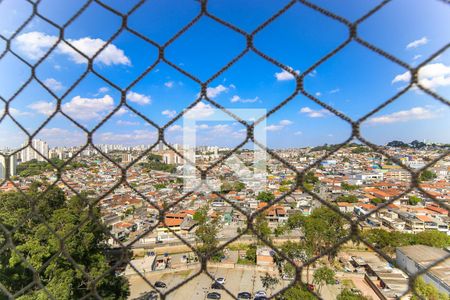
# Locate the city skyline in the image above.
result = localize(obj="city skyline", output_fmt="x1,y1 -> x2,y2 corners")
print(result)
0,0 -> 449,150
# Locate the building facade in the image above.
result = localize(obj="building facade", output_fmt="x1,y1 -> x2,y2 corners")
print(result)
20,139 -> 49,162
0,154 -> 17,179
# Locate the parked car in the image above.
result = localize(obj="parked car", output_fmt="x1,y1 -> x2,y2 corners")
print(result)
307,284 -> 315,292
254,290 -> 267,297
207,292 -> 221,299
215,277 -> 226,285
144,291 -> 158,300
154,281 -> 166,288
237,291 -> 251,299
211,282 -> 224,289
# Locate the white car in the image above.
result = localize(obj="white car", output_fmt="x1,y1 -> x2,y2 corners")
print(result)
254,290 -> 266,297
215,277 -> 226,285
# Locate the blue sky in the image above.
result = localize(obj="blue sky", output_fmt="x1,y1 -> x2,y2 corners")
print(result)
0,0 -> 449,150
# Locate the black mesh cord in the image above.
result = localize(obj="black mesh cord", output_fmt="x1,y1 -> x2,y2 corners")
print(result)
0,0 -> 449,299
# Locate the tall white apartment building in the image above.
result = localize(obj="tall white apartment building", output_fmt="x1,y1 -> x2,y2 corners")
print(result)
20,139 -> 49,162
0,154 -> 17,179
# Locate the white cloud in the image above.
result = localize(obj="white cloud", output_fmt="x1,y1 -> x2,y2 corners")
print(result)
315,92 -> 322,97
196,124 -> 209,129
59,37 -> 131,66
28,101 -> 55,116
15,31 -> 131,66
413,54 -> 422,61
266,124 -> 283,131
206,84 -> 229,98
98,130 -> 156,144
164,81 -> 174,88
115,107 -> 128,116
279,119 -> 293,126
294,131 -> 303,136
39,127 -> 70,136
266,119 -> 293,131
116,120 -> 140,126
329,88 -> 340,94
230,95 -> 259,103
9,108 -> 32,117
168,125 -> 183,132
15,31 -> 57,60
212,124 -> 230,132
44,78 -> 64,91
162,110 -> 176,118
392,72 -> 411,84
185,102 -> 215,119
126,91 -> 151,105
37,127 -> 85,147
274,67 -> 300,81
63,94 -> 115,120
392,63 -> 450,89
98,87 -> 109,94
299,107 -> 331,118
367,106 -> 440,124
406,37 -> 428,49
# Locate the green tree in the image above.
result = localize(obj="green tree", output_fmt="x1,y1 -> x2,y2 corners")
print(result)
341,183 -> 358,191
0,185 -> 129,299
370,197 -> 384,204
304,171 -> 319,185
260,273 -> 280,294
273,224 -> 287,237
256,191 -> 275,202
254,213 -> 271,243
286,211 -> 305,230
245,244 -> 257,263
313,266 -> 335,293
408,195 -> 422,205
412,277 -> 449,300
415,230 -> 450,248
420,170 -> 437,182
337,288 -> 369,300
303,207 -> 349,262
193,207 -> 222,261
193,206 -> 208,224
362,229 -> 450,253
336,195 -> 358,203
279,284 -> 315,300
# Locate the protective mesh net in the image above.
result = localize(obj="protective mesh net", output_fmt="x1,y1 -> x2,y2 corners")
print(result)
0,0 -> 449,299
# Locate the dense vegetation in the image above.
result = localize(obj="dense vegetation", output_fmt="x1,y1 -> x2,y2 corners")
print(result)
336,195 -> 359,203
362,228 -> 450,253
412,277 -> 450,300
220,181 -> 245,193
0,183 -> 129,299
140,153 -> 176,173
193,206 -> 223,262
420,169 -> 437,182
387,139 -> 449,149
16,158 -> 87,177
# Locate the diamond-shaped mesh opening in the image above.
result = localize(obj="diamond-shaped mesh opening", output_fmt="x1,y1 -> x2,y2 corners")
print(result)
1,0 -> 449,299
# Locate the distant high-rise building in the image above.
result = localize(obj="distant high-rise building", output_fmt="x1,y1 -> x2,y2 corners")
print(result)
0,154 -> 17,179
20,139 -> 49,163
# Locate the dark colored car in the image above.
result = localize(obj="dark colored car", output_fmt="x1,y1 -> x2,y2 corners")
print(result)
237,291 -> 251,299
307,284 -> 315,292
211,282 -> 224,289
207,292 -> 221,299
154,281 -> 166,288
144,291 -> 158,300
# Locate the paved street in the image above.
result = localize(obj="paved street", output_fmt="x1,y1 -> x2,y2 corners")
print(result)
129,267 -> 290,299
127,266 -> 359,300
